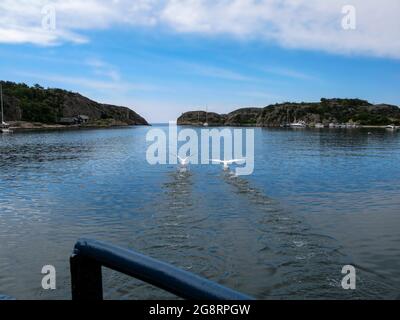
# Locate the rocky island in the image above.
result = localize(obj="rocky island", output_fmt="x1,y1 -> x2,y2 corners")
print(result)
1,81 -> 148,131
178,99 -> 400,127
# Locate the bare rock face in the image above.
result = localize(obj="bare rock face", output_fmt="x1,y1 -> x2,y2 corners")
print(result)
60,92 -> 148,125
99,104 -> 148,125
177,108 -> 261,126
1,81 -> 148,125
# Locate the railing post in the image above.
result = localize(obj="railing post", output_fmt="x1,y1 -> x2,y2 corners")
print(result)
70,239 -> 253,300
70,253 -> 103,300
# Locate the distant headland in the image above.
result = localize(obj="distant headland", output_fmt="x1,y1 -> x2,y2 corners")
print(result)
0,81 -> 149,131
178,99 -> 400,128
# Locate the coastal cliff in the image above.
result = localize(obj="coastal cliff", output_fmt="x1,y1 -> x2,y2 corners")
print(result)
1,81 -> 149,127
177,99 -> 400,127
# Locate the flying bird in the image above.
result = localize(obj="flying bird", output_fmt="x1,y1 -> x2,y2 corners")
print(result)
211,159 -> 245,170
177,155 -> 191,166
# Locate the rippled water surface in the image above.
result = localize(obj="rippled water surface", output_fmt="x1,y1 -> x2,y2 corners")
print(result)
0,126 -> 399,299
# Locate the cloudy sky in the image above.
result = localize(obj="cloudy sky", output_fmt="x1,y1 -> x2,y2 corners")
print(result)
0,0 -> 399,122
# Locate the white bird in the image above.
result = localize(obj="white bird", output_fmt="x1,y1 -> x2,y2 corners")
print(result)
177,155 -> 191,166
211,159 -> 245,170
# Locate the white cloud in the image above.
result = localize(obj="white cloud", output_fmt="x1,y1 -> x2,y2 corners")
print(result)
85,58 -> 121,81
263,67 -> 316,81
1,0 -> 399,58
16,71 -> 161,92
178,61 -> 255,81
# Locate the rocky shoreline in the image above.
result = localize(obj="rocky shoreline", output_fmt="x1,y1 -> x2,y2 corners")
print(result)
7,120 -> 147,132
1,81 -> 149,127
178,99 -> 400,127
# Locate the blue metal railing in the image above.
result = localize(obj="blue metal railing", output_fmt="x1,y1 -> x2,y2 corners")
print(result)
70,238 -> 253,300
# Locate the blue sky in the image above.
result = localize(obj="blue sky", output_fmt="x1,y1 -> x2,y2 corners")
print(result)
0,1 -> 399,122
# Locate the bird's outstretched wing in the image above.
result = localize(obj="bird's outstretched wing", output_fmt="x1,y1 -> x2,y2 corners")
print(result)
210,159 -> 224,163
178,154 -> 196,161
176,155 -> 189,162
227,159 -> 246,164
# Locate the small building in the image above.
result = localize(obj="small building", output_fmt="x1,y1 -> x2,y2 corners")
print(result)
59,115 -> 90,125
59,117 -> 77,125
77,115 -> 90,124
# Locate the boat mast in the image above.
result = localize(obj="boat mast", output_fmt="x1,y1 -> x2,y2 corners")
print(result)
287,108 -> 289,125
1,83 -> 3,124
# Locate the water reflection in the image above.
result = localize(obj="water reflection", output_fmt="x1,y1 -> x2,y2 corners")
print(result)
0,143 -> 91,168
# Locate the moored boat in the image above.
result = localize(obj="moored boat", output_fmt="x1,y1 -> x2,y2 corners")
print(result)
203,106 -> 209,127
0,84 -> 12,134
386,124 -> 397,130
290,120 -> 307,128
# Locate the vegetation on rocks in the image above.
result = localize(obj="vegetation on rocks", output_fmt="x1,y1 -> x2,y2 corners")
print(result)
178,99 -> 400,127
0,81 -> 148,126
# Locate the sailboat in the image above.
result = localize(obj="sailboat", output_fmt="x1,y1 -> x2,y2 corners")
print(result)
280,108 -> 291,127
289,109 -> 306,128
386,124 -> 397,131
203,106 -> 209,127
1,84 -> 11,134
290,116 -> 306,128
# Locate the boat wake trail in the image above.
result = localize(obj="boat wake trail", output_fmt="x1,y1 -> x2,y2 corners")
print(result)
219,171 -> 362,299
107,168 -> 396,300
109,169 -> 220,299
